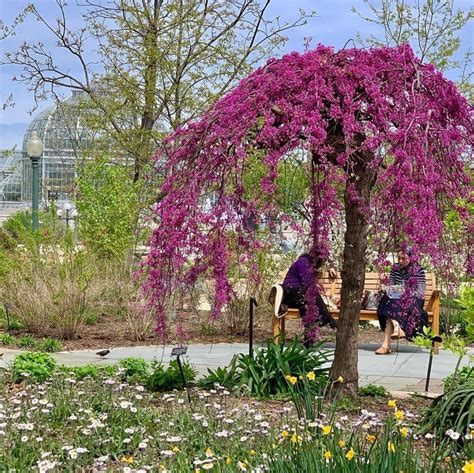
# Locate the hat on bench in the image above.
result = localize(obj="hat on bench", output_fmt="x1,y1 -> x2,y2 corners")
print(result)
268,284 -> 288,319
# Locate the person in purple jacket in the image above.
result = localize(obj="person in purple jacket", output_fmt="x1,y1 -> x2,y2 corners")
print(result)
282,253 -> 337,346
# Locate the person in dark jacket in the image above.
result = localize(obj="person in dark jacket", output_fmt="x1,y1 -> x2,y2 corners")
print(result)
282,253 -> 337,346
375,247 -> 428,354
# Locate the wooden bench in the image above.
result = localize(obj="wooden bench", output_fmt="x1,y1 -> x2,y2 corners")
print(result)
269,272 -> 440,344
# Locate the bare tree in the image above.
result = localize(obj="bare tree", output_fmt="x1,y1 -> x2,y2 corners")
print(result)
352,0 -> 473,98
4,0 -> 315,181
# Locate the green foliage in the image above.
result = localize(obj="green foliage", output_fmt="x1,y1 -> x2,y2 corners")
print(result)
444,365 -> 473,391
418,384 -> 474,446
145,359 -> 197,392
455,284 -> 474,341
441,294 -> 470,338
118,357 -> 150,384
84,312 -> 98,325
200,338 -> 331,398
38,337 -> 63,353
58,364 -> 117,380
12,352 -> 56,383
76,157 -> 139,258
0,333 -> 15,345
412,325 -> 437,349
359,384 -> 388,397
17,335 -> 37,349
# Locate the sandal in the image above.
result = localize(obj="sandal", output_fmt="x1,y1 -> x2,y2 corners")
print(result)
391,329 -> 406,340
375,347 -> 392,355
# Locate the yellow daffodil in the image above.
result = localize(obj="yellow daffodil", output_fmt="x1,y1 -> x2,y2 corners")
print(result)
172,446 -> 180,452
345,448 -> 355,460
120,456 -> 134,464
226,457 -> 232,465
388,399 -> 397,408
307,371 -> 316,381
285,375 -> 297,385
400,427 -> 409,438
337,376 -> 344,383
249,449 -> 256,456
388,441 -> 396,453
322,425 -> 331,435
462,460 -> 474,473
338,439 -> 346,448
291,432 -> 302,443
324,451 -> 332,462
281,430 -> 289,438
366,434 -> 376,443
205,448 -> 213,458
394,409 -> 404,421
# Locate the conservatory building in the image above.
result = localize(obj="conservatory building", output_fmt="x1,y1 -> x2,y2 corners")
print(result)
20,90 -> 93,204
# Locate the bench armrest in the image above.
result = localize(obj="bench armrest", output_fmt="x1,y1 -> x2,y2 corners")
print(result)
425,290 -> 441,312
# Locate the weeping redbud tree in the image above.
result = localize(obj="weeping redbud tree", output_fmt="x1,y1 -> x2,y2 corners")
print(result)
144,45 -> 472,394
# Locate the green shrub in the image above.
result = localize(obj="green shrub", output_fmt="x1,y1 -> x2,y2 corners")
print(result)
359,384 -> 388,397
118,357 -> 150,384
12,352 -> 56,383
199,337 -> 331,398
418,384 -> 474,446
17,335 -> 38,348
1,333 -> 15,345
443,365 -> 473,391
146,359 -> 196,392
38,337 -> 63,353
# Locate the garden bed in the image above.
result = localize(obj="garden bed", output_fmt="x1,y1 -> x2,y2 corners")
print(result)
1,364 -> 469,472
0,311 -> 408,351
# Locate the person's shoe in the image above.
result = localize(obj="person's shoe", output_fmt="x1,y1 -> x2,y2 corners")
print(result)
375,347 -> 392,355
391,328 -> 406,340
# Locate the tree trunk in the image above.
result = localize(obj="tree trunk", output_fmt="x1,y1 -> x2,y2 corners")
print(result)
330,152 -> 377,396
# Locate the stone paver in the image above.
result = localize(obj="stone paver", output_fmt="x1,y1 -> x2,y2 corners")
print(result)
1,343 -> 471,394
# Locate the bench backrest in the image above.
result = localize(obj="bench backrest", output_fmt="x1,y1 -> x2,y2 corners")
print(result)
319,271 -> 436,304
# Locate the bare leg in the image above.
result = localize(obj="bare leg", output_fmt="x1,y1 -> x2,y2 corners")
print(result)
376,318 -> 393,354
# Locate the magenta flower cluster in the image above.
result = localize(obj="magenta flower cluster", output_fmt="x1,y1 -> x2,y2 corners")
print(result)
143,44 -> 472,337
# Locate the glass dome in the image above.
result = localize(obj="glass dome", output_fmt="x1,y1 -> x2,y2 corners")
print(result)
21,91 -> 93,203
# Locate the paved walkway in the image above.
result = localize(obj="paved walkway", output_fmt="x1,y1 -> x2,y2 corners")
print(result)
1,343 -> 471,394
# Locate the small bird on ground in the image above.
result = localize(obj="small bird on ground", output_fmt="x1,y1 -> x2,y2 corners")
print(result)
96,349 -> 110,359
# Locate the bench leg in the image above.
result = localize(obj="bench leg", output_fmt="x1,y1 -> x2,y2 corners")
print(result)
432,313 -> 440,355
273,315 -> 286,343
273,315 -> 280,341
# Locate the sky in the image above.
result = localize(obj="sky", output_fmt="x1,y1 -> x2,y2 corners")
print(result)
0,0 -> 472,148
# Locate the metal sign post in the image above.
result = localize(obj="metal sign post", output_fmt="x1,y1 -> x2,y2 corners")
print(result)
249,297 -> 258,358
425,336 -> 442,393
171,346 -> 191,403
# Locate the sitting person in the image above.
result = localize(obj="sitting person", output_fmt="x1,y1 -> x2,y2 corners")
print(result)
282,253 -> 337,346
375,247 -> 428,354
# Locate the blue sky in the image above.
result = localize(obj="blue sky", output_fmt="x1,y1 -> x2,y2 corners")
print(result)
0,0 -> 472,147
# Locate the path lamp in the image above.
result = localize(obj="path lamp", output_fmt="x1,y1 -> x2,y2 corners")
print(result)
57,201 -> 78,228
26,131 -> 44,231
